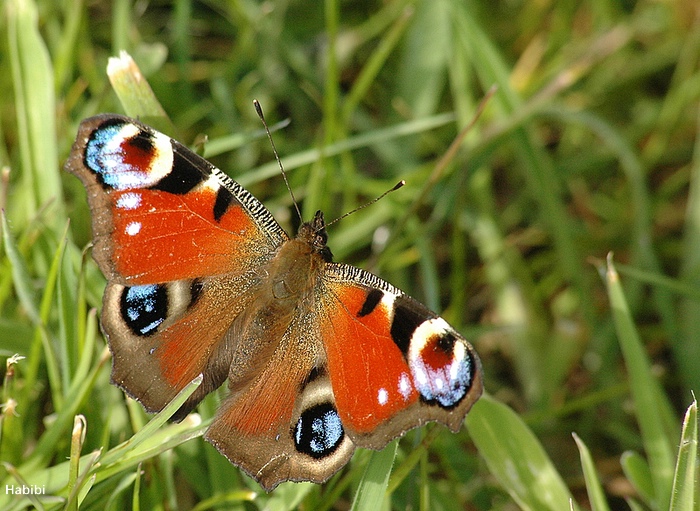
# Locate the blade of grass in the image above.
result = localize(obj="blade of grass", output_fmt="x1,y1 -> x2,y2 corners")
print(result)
17,346 -> 108,472
679,103 -> 700,396
387,423 -> 442,493
1,385 -> 206,506
65,415 -> 88,511
604,254 -> 675,510
350,441 -> 397,511
572,433 -> 611,511
0,356 -> 25,466
255,482 -> 313,511
1,211 -> 39,324
669,397 -> 697,511
106,51 -> 171,133
341,7 -> 413,125
620,451 -> 655,506
46,221 -> 72,399
466,394 -> 579,511
6,0 -> 63,229
100,375 -> 204,467
1,211 -> 64,425
237,112 -> 456,188
397,0 -> 449,118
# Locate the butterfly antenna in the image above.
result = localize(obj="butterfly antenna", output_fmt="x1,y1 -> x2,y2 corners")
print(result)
323,180 -> 406,231
254,99 -> 303,223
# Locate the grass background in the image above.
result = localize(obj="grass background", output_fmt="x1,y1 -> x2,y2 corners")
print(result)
0,0 -> 699,509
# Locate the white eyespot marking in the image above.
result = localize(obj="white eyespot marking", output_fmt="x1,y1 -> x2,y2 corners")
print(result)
407,318 -> 473,408
451,342 -> 467,379
125,221 -> 141,236
398,372 -> 412,400
117,192 -> 142,210
119,123 -> 141,140
414,364 -> 428,387
146,130 -> 176,181
377,388 -> 389,406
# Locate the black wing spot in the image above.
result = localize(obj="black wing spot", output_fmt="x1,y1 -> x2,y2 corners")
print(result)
152,146 -> 207,194
390,297 -> 430,354
129,128 -> 155,153
435,330 -> 456,353
357,288 -> 383,318
213,187 -> 234,222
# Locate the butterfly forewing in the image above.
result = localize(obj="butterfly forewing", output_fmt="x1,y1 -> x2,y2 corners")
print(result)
66,114 -> 287,285
319,263 -> 483,447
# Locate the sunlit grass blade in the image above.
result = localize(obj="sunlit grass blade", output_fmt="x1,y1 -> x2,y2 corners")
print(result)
605,254 -> 675,509
65,415 -> 86,511
100,375 -> 204,466
235,112 -> 456,188
466,394 -> 579,511
6,0 -> 63,228
1,413 -> 202,508
350,440 -> 397,511
626,498 -> 646,511
106,51 -> 172,133
572,433 -> 611,511
251,482 -> 313,511
189,488 -> 259,511
669,397 -> 697,511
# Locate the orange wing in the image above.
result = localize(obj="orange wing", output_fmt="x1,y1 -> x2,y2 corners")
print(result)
66,114 -> 287,285
319,263 -> 483,448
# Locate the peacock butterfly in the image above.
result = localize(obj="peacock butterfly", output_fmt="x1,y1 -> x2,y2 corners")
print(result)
65,113 -> 483,491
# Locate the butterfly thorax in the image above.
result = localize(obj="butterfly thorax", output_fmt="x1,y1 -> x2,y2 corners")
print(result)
262,210 -> 332,306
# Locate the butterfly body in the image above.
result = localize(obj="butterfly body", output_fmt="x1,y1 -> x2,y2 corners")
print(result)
66,114 -> 482,490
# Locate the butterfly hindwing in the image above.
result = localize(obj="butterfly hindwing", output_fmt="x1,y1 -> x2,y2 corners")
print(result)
102,273 -> 260,417
205,308 -> 354,491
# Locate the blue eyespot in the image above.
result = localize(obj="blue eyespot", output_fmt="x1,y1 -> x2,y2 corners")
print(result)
85,121 -> 165,190
294,403 -> 344,458
120,284 -> 167,336
410,334 -> 473,408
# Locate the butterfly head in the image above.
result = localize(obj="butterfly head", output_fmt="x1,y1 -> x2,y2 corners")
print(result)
297,210 -> 333,263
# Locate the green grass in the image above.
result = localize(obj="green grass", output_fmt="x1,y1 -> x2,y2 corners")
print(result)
1,0 -> 699,509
